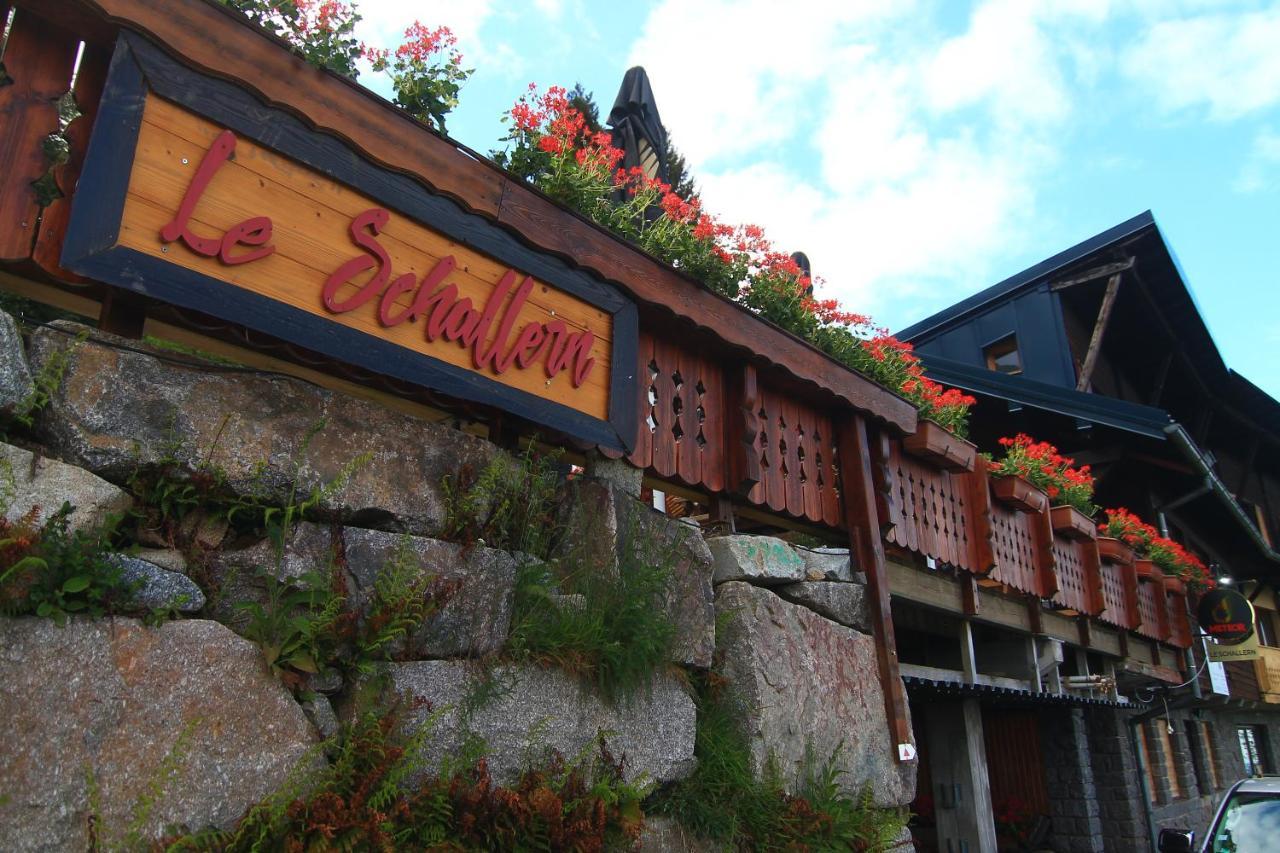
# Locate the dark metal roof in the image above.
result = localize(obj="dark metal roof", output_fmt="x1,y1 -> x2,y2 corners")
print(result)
919,354 -> 1173,438
897,212 -> 1231,392
903,675 -> 1127,708
898,211 -> 1158,342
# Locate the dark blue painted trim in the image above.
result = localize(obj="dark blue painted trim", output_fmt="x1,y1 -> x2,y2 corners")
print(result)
897,211 -> 1156,343
62,35 -> 638,452
919,353 -> 1172,439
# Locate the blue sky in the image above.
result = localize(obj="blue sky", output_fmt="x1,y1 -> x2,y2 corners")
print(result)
353,1 -> 1280,398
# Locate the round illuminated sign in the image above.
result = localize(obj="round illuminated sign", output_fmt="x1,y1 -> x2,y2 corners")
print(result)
1197,589 -> 1255,645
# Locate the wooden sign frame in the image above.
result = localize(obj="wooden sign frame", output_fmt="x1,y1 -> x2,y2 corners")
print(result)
63,34 -> 637,451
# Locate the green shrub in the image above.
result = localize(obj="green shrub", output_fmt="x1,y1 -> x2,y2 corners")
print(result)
653,674 -> 909,851
0,502 -> 133,625
441,444 -> 563,561
506,520 -> 679,702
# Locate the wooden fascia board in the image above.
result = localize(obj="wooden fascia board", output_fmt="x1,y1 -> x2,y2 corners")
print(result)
40,0 -> 917,432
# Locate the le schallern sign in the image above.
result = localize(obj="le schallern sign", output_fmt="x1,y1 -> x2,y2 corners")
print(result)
64,35 -> 637,451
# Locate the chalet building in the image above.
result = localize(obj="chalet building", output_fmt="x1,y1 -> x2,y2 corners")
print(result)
896,212 -> 1280,851
0,2 -> 1275,851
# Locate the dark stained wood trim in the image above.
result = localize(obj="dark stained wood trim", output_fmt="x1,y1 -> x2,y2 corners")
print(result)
1075,272 -> 1121,391
24,0 -> 918,433
838,414 -> 913,757
727,363 -> 762,497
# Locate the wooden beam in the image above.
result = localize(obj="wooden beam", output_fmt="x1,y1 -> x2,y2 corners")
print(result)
1050,258 -> 1135,291
838,413 -> 913,758
1148,350 -> 1175,406
1076,272 -> 1122,391
961,574 -> 980,617
959,620 -> 978,682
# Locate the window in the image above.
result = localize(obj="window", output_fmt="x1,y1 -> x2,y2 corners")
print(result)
1238,726 -> 1275,776
1140,721 -> 1184,803
1257,609 -> 1277,648
1187,720 -> 1221,792
984,335 -> 1023,375
1156,722 -> 1185,800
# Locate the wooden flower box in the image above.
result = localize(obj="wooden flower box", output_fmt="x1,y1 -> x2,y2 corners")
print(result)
902,420 -> 977,473
1135,559 -> 1159,581
1163,576 -> 1186,596
1097,536 -> 1134,566
1050,505 -> 1096,541
991,474 -> 1048,513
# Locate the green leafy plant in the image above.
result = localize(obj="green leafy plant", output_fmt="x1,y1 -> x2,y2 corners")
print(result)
221,0 -> 363,76
0,502 -> 134,625
364,22 -> 473,133
1,328 -> 86,432
506,518 -> 679,702
441,444 -> 564,560
237,566 -> 349,682
163,707 -> 647,851
653,674 -> 908,850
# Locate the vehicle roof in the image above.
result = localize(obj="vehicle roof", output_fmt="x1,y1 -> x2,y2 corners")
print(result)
1232,777 -> 1280,794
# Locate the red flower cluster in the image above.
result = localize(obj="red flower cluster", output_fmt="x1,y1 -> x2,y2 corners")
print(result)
396,21 -> 459,64
502,84 -> 977,435
1098,508 -> 1214,591
293,0 -> 351,36
987,433 -> 1095,513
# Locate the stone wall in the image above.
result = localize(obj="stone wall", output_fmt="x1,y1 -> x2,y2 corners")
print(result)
0,317 -> 912,848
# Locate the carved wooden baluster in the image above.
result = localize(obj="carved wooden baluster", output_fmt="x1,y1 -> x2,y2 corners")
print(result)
727,362 -> 761,498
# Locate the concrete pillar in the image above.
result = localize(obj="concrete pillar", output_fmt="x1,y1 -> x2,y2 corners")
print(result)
924,699 -> 998,853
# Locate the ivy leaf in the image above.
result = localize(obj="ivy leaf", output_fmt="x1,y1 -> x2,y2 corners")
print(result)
62,575 -> 92,593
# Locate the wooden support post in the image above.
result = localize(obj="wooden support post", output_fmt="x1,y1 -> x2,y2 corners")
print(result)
960,620 -> 978,683
1082,538 -> 1106,616
727,363 -> 761,498
925,699 -> 999,853
961,574 -> 980,617
967,464 -> 997,575
838,413 -> 913,759
710,495 -> 736,534
1123,561 -> 1141,632
1076,272 -> 1122,391
98,289 -> 146,339
1032,504 -> 1059,599
1026,636 -> 1043,692
1027,597 -> 1044,636
1078,617 -> 1093,649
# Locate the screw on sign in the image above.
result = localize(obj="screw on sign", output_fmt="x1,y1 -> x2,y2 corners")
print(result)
1196,588 -> 1255,645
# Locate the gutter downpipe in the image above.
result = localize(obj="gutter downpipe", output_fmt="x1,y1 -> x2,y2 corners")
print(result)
1129,717 -> 1161,851
1163,423 -> 1280,564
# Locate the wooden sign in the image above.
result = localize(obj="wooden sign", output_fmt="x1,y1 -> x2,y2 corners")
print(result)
63,35 -> 636,450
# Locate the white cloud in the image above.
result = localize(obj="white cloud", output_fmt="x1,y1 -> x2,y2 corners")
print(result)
1122,8 -> 1280,120
626,0 -> 1091,320
1235,128 -> 1280,192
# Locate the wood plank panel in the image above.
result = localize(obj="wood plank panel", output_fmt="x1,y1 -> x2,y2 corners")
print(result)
0,10 -> 79,259
32,40 -> 110,278
117,97 -> 613,420
675,345 -> 700,485
698,357 -> 725,493
649,336 -> 678,478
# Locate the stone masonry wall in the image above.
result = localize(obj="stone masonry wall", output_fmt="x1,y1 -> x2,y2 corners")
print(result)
0,317 -> 913,849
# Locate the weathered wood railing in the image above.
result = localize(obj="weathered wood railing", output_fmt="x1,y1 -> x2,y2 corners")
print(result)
871,430 -> 1194,649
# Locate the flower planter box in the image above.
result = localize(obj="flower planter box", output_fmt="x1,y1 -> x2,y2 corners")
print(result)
902,420 -> 977,473
1163,576 -> 1186,596
1135,559 -> 1159,581
1097,536 -> 1135,566
991,475 -> 1048,513
1050,505 -> 1096,541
